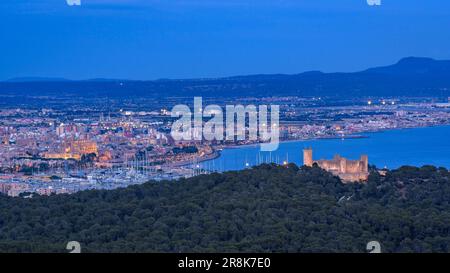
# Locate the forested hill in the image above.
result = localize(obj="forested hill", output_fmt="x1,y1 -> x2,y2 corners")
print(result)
1,164 -> 450,253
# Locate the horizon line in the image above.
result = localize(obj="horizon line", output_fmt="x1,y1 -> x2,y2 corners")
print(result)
2,56 -> 443,83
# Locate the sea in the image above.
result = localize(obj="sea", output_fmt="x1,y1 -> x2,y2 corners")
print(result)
198,125 -> 450,171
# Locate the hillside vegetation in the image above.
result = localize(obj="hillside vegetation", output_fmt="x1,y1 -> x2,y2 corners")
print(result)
1,164 -> 450,253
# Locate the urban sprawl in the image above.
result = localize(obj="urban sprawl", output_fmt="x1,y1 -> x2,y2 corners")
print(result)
1,95 -> 450,197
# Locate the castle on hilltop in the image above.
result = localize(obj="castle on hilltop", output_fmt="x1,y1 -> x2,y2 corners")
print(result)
303,148 -> 369,183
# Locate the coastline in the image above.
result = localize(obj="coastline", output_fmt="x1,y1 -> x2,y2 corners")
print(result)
195,123 -> 450,167
164,150 -> 222,168
167,123 -> 450,169
218,123 -> 450,151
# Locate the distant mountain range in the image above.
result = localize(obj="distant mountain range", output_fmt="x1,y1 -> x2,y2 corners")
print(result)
2,57 -> 450,98
4,77 -> 72,82
363,57 -> 450,76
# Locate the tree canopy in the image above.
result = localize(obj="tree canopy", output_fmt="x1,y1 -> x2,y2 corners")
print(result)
1,164 -> 450,253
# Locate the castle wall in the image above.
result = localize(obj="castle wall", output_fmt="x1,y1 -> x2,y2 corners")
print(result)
303,149 -> 369,182
303,148 -> 313,167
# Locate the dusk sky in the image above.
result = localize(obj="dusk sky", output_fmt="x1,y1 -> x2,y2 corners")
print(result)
1,0 -> 450,80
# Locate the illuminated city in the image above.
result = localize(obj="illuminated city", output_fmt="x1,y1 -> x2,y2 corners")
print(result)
0,95 -> 450,196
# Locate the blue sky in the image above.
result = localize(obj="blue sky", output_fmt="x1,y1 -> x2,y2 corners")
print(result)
1,0 -> 450,80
